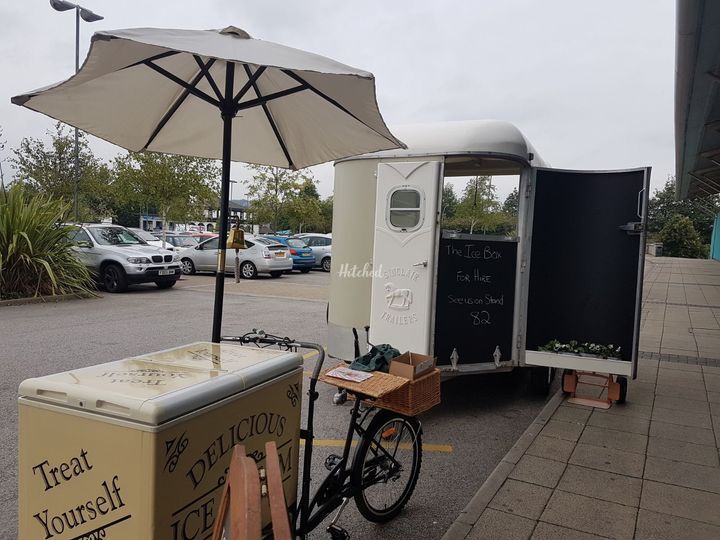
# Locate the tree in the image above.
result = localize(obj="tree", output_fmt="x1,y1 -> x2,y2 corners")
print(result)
503,187 -> 520,218
285,197 -> 323,233
658,214 -> 704,258
299,179 -> 320,199
112,152 -> 219,235
648,177 -> 719,245
244,165 -> 321,232
441,184 -> 458,220
318,196 -> 333,233
445,176 -> 514,234
11,123 -> 112,221
0,125 -> 7,185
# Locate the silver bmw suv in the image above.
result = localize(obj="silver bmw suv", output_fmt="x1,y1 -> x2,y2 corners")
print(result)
69,224 -> 181,292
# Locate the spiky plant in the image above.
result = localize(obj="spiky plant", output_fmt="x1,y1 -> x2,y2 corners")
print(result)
0,183 -> 96,300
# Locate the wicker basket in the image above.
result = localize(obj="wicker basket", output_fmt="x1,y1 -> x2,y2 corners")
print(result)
319,365 -> 441,416
319,365 -> 409,398
373,368 -> 441,416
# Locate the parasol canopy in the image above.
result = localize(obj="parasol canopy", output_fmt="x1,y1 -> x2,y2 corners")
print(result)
12,25 -> 404,340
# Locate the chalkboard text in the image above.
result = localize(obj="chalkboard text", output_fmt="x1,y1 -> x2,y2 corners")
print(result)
471,311 -> 491,325
448,294 -> 504,306
456,269 -> 492,283
445,244 -> 503,260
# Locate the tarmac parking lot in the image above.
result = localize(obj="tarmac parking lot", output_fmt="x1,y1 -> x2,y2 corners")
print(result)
1,271 -> 556,539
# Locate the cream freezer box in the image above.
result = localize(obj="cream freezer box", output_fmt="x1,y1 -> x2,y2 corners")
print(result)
18,342 -> 303,540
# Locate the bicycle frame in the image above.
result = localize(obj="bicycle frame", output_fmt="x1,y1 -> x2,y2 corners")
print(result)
222,331 -> 408,539
219,332 -> 355,537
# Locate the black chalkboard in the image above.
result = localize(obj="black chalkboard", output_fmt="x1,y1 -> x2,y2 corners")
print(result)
526,169 -> 647,362
434,234 -> 517,366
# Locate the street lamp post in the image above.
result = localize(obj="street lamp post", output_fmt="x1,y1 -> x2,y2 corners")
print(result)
49,0 -> 103,222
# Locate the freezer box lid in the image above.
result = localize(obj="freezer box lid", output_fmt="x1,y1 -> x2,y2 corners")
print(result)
18,342 -> 303,425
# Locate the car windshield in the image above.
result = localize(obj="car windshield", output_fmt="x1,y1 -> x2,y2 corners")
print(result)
168,236 -> 199,247
287,238 -> 308,248
89,227 -> 146,246
132,229 -> 160,242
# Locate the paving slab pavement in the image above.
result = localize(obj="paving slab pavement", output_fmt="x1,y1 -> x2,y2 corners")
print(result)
444,257 -> 720,539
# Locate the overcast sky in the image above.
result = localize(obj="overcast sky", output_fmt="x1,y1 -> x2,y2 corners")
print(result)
0,0 -> 676,200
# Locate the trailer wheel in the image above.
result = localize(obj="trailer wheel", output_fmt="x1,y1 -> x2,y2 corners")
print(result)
529,366 -> 554,396
616,376 -> 628,404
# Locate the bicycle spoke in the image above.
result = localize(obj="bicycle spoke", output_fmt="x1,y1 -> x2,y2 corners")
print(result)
353,413 -> 422,521
390,421 -> 406,461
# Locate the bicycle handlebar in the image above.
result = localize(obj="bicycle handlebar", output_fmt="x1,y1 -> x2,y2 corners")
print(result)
221,329 -> 326,380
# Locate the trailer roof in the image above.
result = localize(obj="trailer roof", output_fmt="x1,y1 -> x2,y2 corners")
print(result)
336,119 -> 547,169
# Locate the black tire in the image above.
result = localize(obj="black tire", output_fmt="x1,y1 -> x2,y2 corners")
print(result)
102,264 -> 128,293
322,257 -> 331,272
155,280 -> 176,289
270,271 -> 283,278
180,258 -> 195,275
352,410 -> 422,523
616,376 -> 628,404
240,261 -> 257,279
300,267 -> 311,273
529,366 -> 554,396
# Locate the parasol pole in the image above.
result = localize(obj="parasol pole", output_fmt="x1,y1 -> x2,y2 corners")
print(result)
211,61 -> 236,343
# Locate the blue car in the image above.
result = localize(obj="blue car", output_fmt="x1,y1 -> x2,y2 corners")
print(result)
261,236 -> 316,272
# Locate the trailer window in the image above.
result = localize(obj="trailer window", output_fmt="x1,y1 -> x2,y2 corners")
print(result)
388,188 -> 423,231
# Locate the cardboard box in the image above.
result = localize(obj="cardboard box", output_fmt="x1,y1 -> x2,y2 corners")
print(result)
389,352 -> 436,380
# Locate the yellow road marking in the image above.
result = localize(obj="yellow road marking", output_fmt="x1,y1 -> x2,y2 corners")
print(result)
299,439 -> 453,453
302,349 -> 321,376
417,443 -> 454,453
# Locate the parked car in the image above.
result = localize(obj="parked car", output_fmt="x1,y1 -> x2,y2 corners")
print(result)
294,233 -> 332,272
69,224 -> 181,292
163,234 -> 201,250
178,235 -> 291,278
261,235 -> 316,272
128,227 -> 175,250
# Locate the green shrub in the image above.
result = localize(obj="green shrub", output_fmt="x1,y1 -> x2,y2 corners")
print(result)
658,214 -> 704,258
0,183 -> 96,300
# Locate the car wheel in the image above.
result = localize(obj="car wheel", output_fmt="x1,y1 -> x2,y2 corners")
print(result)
240,261 -> 258,279
300,267 -> 311,273
155,280 -> 176,289
321,257 -> 331,272
270,271 -> 283,278
102,264 -> 128,293
181,258 -> 195,275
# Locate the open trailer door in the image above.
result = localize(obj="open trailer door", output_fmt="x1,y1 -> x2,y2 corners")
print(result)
523,167 -> 650,378
369,161 -> 442,353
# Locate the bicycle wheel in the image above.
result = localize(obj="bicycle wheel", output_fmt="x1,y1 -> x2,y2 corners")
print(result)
351,409 -> 422,522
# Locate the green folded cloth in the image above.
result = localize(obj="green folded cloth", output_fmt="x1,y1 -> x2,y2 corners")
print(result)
349,344 -> 400,373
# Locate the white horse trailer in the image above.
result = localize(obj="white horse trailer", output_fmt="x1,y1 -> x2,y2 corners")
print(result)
328,120 -> 649,394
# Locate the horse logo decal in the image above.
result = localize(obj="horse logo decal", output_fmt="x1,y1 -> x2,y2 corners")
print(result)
384,282 -> 413,310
